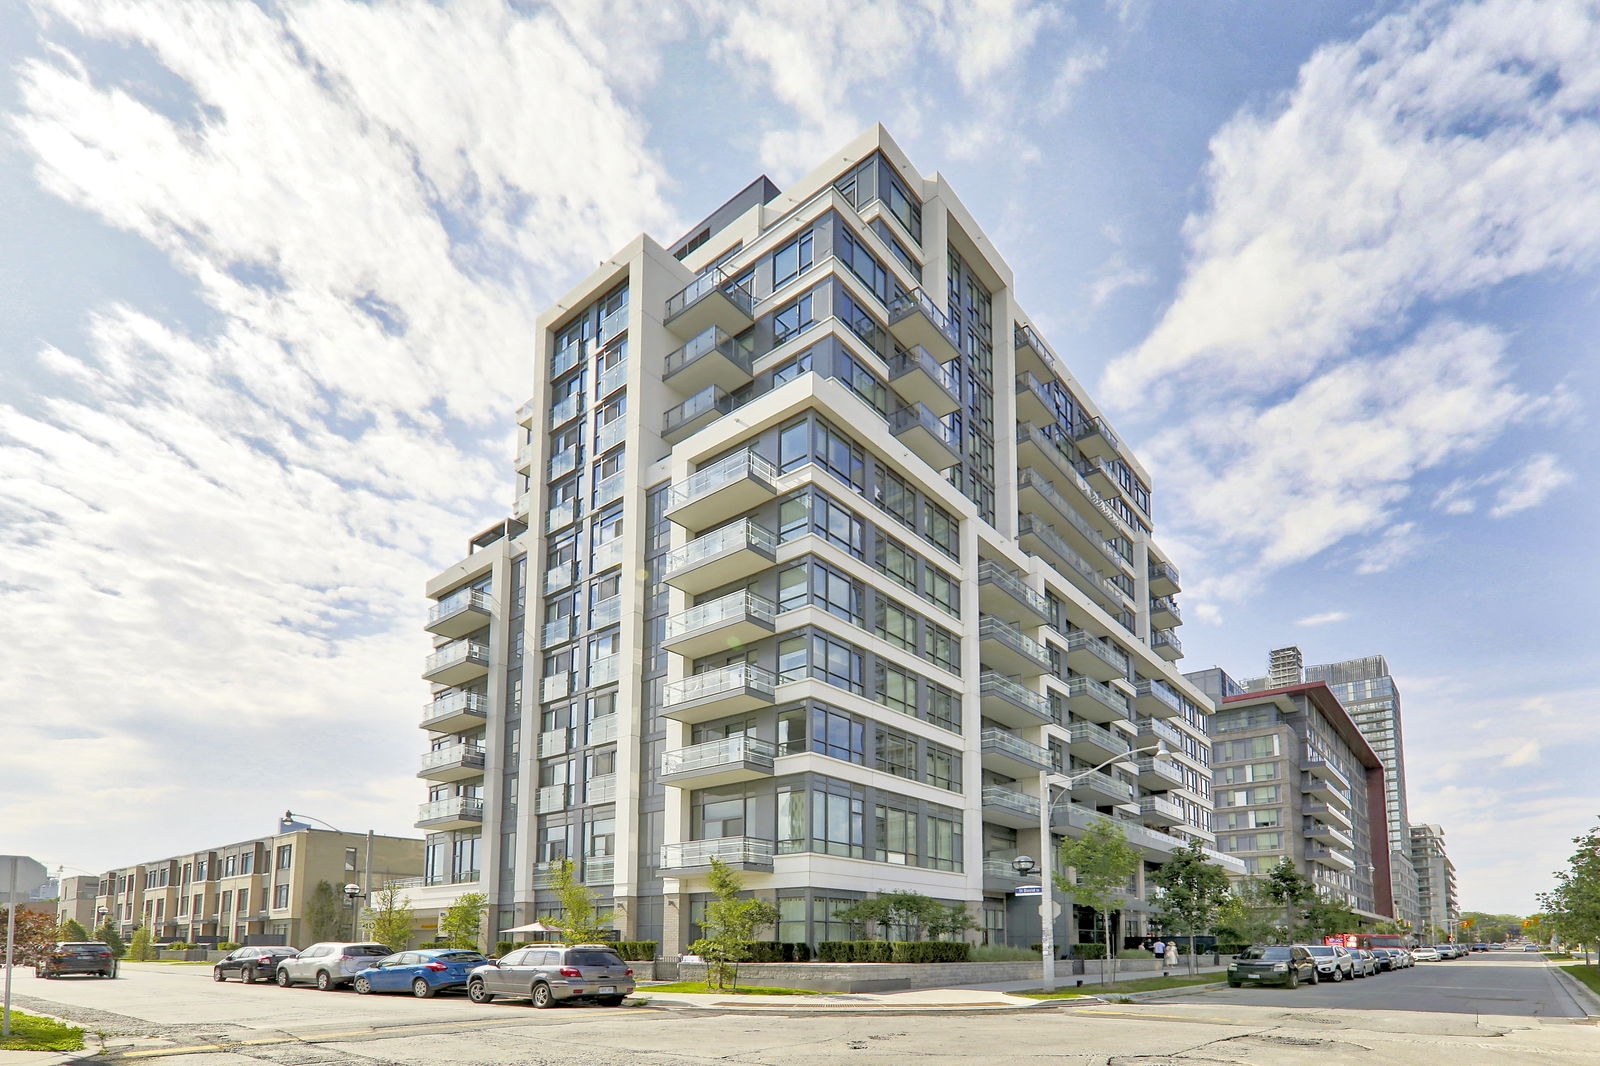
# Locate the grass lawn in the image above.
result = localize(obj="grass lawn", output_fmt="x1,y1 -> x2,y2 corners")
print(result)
639,981 -> 820,996
0,1009 -> 86,1052
1016,974 -> 1221,999
1560,964 -> 1600,997
1543,952 -> 1576,961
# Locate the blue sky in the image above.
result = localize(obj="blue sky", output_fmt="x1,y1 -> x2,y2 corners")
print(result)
2,0 -> 1594,915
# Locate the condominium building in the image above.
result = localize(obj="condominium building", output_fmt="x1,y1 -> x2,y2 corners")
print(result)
414,126 -> 1237,955
54,875 -> 99,931
1409,823 -> 1458,940
1304,653 -> 1422,931
92,827 -> 423,946
1188,663 -> 1393,919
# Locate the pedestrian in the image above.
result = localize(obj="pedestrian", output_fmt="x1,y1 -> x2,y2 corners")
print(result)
1153,938 -> 1167,970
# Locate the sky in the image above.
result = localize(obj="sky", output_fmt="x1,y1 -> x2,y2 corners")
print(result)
2,0 -> 1595,917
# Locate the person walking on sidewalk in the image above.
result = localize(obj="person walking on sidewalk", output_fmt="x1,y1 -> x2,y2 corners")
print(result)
1153,939 -> 1167,971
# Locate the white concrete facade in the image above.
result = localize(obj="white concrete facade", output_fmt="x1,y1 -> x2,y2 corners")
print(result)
415,127 -> 1234,953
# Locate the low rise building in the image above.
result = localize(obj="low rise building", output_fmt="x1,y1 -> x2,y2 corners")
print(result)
54,875 -> 100,932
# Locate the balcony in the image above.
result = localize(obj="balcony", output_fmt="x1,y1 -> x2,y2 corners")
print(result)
980,728 -> 1055,778
978,671 -> 1053,728
596,416 -> 626,454
664,325 -> 756,396
1301,773 -> 1353,809
417,743 -> 486,782
1017,470 -> 1122,575
661,663 -> 777,724
1151,629 -> 1183,661
535,785 -> 568,814
587,775 -> 617,805
886,287 -> 962,362
1304,821 -> 1355,849
544,563 -> 576,594
1014,372 -> 1058,425
660,836 -> 774,872
977,561 -> 1050,624
662,520 -> 777,595
422,639 -> 489,686
426,588 -> 492,639
1149,560 -> 1181,597
590,596 -> 622,629
1072,416 -> 1120,461
548,447 -> 577,482
1054,805 -> 1185,860
1064,629 -> 1129,682
664,451 -> 778,531
1014,423 -> 1129,540
1136,716 -> 1184,751
1070,768 -> 1133,805
1134,755 -> 1184,790
663,385 -> 734,444
1300,754 -> 1352,791
1150,596 -> 1182,629
978,616 -> 1050,676
587,655 -> 620,688
549,392 -> 581,428
1013,322 -> 1058,378
1067,720 -> 1131,762
1066,676 -> 1129,725
595,360 -> 628,401
1017,516 -> 1124,612
887,345 -> 960,416
664,269 -> 755,340
538,729 -> 568,758
889,402 -> 961,470
1307,846 -> 1357,871
421,690 -> 488,733
1139,795 -> 1185,827
416,797 -> 483,832
1133,678 -> 1184,719
593,471 -> 624,508
541,672 -> 571,703
592,539 -> 624,573
980,785 -> 1041,829
663,591 -> 776,660
661,735 -> 777,788
982,858 -> 1032,894
587,716 -> 619,746
1302,800 -> 1353,830
582,856 -> 616,885
546,499 -> 578,533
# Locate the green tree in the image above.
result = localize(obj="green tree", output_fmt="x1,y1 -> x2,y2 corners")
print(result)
689,858 -> 778,991
1213,878 -> 1283,947
550,860 -> 617,943
93,919 -> 125,958
363,885 -> 415,951
1261,858 -> 1314,937
0,907 -> 60,969
1300,894 -> 1360,939
831,892 -> 968,941
437,892 -> 489,950
57,918 -> 90,942
126,926 -> 156,961
305,881 -> 343,941
1539,821 -> 1600,962
1150,840 -> 1234,973
1057,817 -> 1140,985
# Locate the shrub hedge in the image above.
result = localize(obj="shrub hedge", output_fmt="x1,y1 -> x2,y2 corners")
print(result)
613,941 -> 659,960
742,942 -> 812,962
217,942 -> 240,951
816,941 -> 971,963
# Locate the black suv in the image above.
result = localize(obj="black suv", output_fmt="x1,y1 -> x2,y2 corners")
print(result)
38,942 -> 117,979
214,946 -> 301,983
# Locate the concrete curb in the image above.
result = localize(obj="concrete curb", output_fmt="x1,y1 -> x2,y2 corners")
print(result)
628,993 -> 1068,1016
1548,964 -> 1600,1018
1098,981 -> 1228,1002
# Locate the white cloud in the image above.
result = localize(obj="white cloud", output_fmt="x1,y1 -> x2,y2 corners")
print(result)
1042,43 -> 1109,118
1489,453 -> 1574,517
1354,521 -> 1423,576
1103,0 -> 1600,409
1294,610 -> 1350,627
1500,739 -> 1542,768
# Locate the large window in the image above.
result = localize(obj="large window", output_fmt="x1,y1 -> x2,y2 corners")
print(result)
875,805 -> 915,865
772,291 -> 815,345
927,815 -> 961,871
811,789 -> 864,858
773,230 -> 815,287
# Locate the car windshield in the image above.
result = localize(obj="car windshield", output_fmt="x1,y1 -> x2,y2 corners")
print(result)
1305,946 -> 1335,956
1237,947 -> 1291,960
568,951 -> 624,967
434,952 -> 485,963
347,945 -> 390,956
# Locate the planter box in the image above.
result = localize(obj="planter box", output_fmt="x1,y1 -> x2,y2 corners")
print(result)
159,949 -> 209,961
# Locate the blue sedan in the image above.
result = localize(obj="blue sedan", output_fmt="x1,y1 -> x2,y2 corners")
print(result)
352,949 -> 488,998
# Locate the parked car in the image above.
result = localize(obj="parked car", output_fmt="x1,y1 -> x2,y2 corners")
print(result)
1303,944 -> 1356,982
1226,945 -> 1318,988
465,943 -> 634,1007
1412,946 -> 1441,961
1523,944 -> 1541,952
214,946 -> 300,984
1439,944 -> 1463,959
1472,943 -> 1489,952
1370,948 -> 1400,971
275,942 -> 393,990
353,949 -> 487,998
37,942 -> 117,979
1351,949 -> 1380,977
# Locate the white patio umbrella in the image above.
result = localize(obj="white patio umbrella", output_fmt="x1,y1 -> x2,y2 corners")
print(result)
499,921 -> 560,935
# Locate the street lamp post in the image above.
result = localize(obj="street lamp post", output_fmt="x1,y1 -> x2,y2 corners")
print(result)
1033,741 -> 1174,990
282,811 -> 373,943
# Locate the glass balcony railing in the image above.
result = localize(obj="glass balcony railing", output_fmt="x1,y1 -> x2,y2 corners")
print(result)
1017,470 -> 1120,567
597,304 -> 627,342
587,775 -> 617,804
977,560 -> 1051,619
550,392 -> 581,427
1071,768 -> 1133,801
662,663 -> 778,708
419,744 -> 485,772
587,715 -> 619,745
666,590 -> 776,639
1138,716 -> 1185,748
588,655 -> 620,687
981,785 -> 1040,819
548,447 -> 578,482
978,615 -> 1050,667
664,325 -> 755,380
1066,629 -> 1130,674
1135,678 -> 1184,714
1018,516 -> 1118,603
1068,720 -> 1130,756
661,735 -> 777,776
592,539 -> 624,573
541,673 -> 571,702
582,856 -> 616,884
538,729 -> 568,758
668,450 -> 777,511
1152,629 -> 1183,657
596,360 -> 628,398
428,587 -> 491,627
550,344 -> 580,379
541,616 -> 573,648
424,639 -> 488,675
660,836 -> 774,869
979,671 -> 1052,718
590,595 -> 622,629
662,520 -> 776,574
543,563 -> 575,593
664,385 -> 734,438
1150,596 -> 1182,623
421,690 -> 488,726
1073,416 -> 1121,454
418,798 -> 483,823
596,416 -> 626,453
1066,676 -> 1131,719
535,785 -> 567,814
665,269 -> 755,323
1149,560 -> 1182,588
979,728 -> 1053,767
887,287 -> 962,353
546,499 -> 577,533
593,471 -> 624,508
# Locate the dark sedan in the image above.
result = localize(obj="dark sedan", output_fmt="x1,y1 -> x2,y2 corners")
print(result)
1227,945 -> 1318,989
214,946 -> 300,983
37,942 -> 117,979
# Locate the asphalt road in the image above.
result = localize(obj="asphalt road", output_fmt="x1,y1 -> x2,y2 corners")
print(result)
1180,949 -> 1590,1017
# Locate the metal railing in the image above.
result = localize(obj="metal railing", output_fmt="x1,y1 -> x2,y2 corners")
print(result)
662,663 -> 778,707
887,344 -> 958,395
588,655 -> 620,687
538,729 -> 568,758
1018,516 -> 1118,603
886,287 -> 961,352
665,268 -> 755,322
978,615 -> 1050,667
661,735 -> 777,776
422,689 -> 488,725
660,837 -> 774,869
587,775 -> 617,804
1069,720 -> 1130,756
1140,795 -> 1184,821
1065,675 -> 1131,719
981,785 -> 1041,819
429,587 -> 491,625
1134,678 -> 1183,714
582,856 -> 616,884
979,671 -> 1052,718
424,639 -> 488,675
417,798 -> 483,822
419,744 -> 485,771
980,728 -> 1053,767
668,450 -> 777,512
889,402 -> 959,451
1017,469 -> 1121,567
664,325 -> 755,380
664,385 -> 734,437
1152,629 -> 1183,656
1149,560 -> 1181,587
1071,768 -> 1133,801
1066,629 -> 1130,674
662,520 -> 776,574
1073,416 -> 1121,453
1138,716 -> 1185,748
977,560 -> 1050,619
587,716 -> 619,746
666,590 -> 776,640
535,785 -> 567,813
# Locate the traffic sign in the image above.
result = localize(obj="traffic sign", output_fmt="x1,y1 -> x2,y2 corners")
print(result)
1014,884 -> 1043,896
0,857 -> 46,904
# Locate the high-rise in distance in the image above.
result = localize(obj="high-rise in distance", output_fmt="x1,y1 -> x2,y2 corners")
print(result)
410,126 -> 1240,954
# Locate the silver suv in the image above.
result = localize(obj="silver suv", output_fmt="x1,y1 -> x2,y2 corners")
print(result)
466,944 -> 634,1007
275,942 -> 392,990
1302,944 -> 1356,982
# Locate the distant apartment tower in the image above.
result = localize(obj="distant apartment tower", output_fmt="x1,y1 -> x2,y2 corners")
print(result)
1409,823 -> 1458,940
1304,654 -> 1422,932
1187,664 -> 1393,919
413,125 -> 1237,955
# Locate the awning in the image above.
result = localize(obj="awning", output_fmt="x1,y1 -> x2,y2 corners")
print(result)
499,921 -> 561,935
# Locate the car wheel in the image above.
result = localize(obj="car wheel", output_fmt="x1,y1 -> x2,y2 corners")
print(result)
1228,980 -> 1241,988
599,996 -> 626,1007
1286,970 -> 1299,989
214,967 -> 227,982
354,977 -> 372,995
276,969 -> 292,988
467,979 -> 494,1004
412,978 -> 435,999
530,982 -> 555,1008
315,971 -> 335,991
1309,968 -> 1318,984
1331,967 -> 1344,982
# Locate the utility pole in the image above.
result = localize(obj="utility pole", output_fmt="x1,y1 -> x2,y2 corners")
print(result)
360,830 -> 373,941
